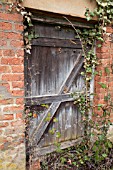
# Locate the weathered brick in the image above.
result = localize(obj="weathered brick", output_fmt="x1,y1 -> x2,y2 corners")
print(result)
11,120 -> 24,127
1,58 -> 23,65
0,99 -> 13,105
0,65 -> 11,73
16,113 -> 23,119
0,40 -> 7,46
0,32 -> 23,40
12,65 -> 24,73
2,74 -> 24,81
0,4 -> 3,10
0,82 -> 10,91
0,122 -> 9,128
0,12 -> 23,22
3,106 -> 24,112
12,90 -> 24,96
0,22 -> 12,30
14,23 -> 24,31
16,98 -> 24,105
12,81 -> 24,89
106,27 -> 113,33
16,49 -> 24,57
0,3 -> 25,169
3,114 -> 14,120
10,40 -> 23,48
2,49 -> 15,56
0,144 -> 4,150
0,137 -> 7,143
0,49 -> 2,56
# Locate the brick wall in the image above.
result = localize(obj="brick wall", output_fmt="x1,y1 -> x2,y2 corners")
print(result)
0,2 -> 25,170
95,26 -> 113,141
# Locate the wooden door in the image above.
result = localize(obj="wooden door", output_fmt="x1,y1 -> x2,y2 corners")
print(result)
25,18 -> 85,159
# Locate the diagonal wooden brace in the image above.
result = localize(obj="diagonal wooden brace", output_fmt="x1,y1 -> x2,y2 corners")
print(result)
30,54 -> 84,144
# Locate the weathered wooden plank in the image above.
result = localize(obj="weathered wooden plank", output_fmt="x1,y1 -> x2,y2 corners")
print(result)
33,138 -> 82,158
59,55 -> 84,93
25,93 -> 80,105
32,38 -> 81,48
64,102 -> 72,141
27,46 -> 82,96
71,104 -> 78,139
32,16 -> 93,28
34,23 -> 76,40
30,54 -> 84,144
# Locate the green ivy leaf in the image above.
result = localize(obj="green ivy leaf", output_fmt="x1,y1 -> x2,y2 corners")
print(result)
107,141 -> 112,148
98,82 -> 107,89
105,67 -> 110,75
97,104 -> 103,110
28,113 -> 32,117
72,162 -> 77,166
49,128 -> 56,135
41,104 -> 49,109
60,157 -> 66,164
87,17 -> 91,21
56,132 -> 61,138
97,44 -> 102,48
104,94 -> 110,101
53,118 -> 58,123
102,153 -> 107,158
97,37 -> 104,42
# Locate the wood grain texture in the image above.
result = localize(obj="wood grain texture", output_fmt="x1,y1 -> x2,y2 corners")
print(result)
25,21 -> 85,156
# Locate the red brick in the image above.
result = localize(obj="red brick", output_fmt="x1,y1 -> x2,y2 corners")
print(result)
12,90 -> 24,96
96,47 -> 109,53
0,22 -> 12,30
10,40 -> 23,48
0,4 -> 3,9
0,12 -> 23,22
16,98 -> 24,105
97,53 -> 110,59
0,137 -> 7,143
15,23 -> 24,31
0,122 -> 9,128
0,65 -> 11,73
0,50 -> 2,56
3,49 -> 15,56
11,120 -> 24,127
0,99 -> 13,105
106,27 -> 113,33
109,82 -> 113,87
2,74 -> 24,81
0,40 -> 7,46
0,115 -> 3,121
3,114 -> 14,120
4,4 -> 9,9
16,113 -> 23,119
104,40 -> 111,47
12,65 -> 24,73
1,57 -> 23,65
0,144 -> 4,150
0,32 -> 23,40
1,82 -> 10,91
16,49 -> 24,57
12,81 -> 24,88
3,105 -> 24,112
31,160 -> 41,170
